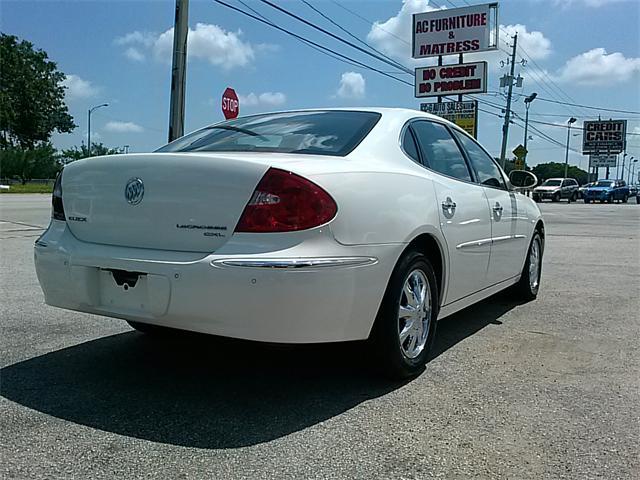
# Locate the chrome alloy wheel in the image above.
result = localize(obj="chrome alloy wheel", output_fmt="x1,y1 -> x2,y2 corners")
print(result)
398,269 -> 432,359
529,236 -> 542,292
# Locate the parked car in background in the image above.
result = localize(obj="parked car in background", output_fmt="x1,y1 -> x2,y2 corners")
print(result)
578,182 -> 594,199
583,179 -> 630,203
532,178 -> 579,203
628,184 -> 638,197
33,108 -> 544,378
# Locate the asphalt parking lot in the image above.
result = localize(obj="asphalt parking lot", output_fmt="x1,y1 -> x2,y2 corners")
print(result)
1,194 -> 639,479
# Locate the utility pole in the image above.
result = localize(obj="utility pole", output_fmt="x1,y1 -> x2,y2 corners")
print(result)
523,92 -> 537,170
168,0 -> 189,142
87,103 -> 108,157
564,117 -> 577,179
499,33 -> 517,169
621,151 -> 627,182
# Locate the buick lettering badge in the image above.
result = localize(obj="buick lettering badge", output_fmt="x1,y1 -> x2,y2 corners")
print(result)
125,178 -> 144,205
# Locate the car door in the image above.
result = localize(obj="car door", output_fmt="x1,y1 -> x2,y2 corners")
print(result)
451,129 -> 524,285
408,121 -> 492,303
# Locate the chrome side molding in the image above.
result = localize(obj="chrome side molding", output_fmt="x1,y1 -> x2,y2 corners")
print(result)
212,256 -> 378,269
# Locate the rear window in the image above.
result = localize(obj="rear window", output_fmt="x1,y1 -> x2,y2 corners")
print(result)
156,110 -> 381,157
595,181 -> 614,187
542,179 -> 561,186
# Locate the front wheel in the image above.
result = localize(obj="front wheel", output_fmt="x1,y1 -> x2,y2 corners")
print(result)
622,194 -> 628,203
570,192 -> 578,202
370,251 -> 439,379
607,195 -> 613,203
512,231 -> 543,301
584,198 -> 591,204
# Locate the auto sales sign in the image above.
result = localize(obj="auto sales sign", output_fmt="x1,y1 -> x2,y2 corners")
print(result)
582,120 -> 626,154
412,3 -> 498,59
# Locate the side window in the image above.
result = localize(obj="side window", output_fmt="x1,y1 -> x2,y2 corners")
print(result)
410,121 -> 472,182
452,130 -> 506,189
561,180 -> 568,187
401,127 -> 420,162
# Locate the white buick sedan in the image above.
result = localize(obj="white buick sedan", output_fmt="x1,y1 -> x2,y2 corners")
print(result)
35,108 -> 543,378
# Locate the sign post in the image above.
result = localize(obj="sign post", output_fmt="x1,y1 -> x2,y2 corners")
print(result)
221,87 -> 239,120
513,144 -> 527,170
412,3 -> 498,139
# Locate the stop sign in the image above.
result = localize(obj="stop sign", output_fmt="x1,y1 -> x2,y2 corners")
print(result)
221,87 -> 239,120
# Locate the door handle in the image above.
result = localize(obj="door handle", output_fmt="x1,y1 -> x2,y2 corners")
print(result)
493,202 -> 503,212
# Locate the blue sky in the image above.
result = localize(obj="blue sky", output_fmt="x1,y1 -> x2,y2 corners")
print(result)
3,0 -> 640,172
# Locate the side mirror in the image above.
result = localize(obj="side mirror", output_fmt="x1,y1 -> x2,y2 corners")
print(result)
509,170 -> 537,188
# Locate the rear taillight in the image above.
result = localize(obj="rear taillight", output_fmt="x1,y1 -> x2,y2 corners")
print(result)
52,170 -> 65,221
235,168 -> 337,233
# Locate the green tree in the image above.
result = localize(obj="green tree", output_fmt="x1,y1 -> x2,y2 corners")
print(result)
531,162 -> 589,185
0,33 -> 76,148
60,143 -> 122,164
0,143 -> 61,183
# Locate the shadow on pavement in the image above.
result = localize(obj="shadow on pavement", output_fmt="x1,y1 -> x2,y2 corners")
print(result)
1,292 -> 522,449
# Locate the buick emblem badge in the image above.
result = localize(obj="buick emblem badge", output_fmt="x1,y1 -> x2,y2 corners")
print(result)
125,178 -> 144,205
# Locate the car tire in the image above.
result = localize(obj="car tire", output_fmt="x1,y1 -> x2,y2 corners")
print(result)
623,194 -> 628,203
552,193 -> 560,202
512,231 -> 543,301
584,198 -> 590,204
570,192 -> 578,202
607,195 -> 613,203
370,250 -> 439,379
127,320 -> 175,335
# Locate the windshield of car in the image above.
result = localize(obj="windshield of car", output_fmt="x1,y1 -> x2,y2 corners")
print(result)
155,111 -> 381,156
594,181 -> 615,187
542,179 -> 561,186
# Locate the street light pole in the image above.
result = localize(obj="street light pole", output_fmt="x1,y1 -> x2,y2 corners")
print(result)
523,92 -> 537,171
87,103 -> 108,156
168,0 -> 189,142
621,152 -> 627,182
631,158 -> 637,186
564,117 -> 577,179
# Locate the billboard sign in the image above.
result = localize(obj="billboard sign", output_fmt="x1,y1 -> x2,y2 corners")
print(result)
589,155 -> 617,168
421,100 -> 478,137
412,3 -> 498,59
582,120 -> 626,154
415,61 -> 487,98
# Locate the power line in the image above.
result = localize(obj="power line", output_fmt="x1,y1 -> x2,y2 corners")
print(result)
256,0 -> 413,75
299,0 -> 409,74
330,1 -> 410,46
213,0 -> 413,86
238,0 -> 381,71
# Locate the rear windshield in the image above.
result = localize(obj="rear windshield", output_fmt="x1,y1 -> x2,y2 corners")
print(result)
156,110 -> 381,156
542,179 -> 561,186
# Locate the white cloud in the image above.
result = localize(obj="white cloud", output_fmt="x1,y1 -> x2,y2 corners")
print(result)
554,48 -> 640,86
114,31 -> 156,47
117,23 -> 259,69
238,92 -> 287,107
498,25 -> 551,61
366,0 -> 436,67
104,121 -> 144,133
124,47 -> 144,62
337,72 -> 366,99
62,74 -> 99,100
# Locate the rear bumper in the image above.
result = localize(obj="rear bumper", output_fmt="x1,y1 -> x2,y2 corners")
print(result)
34,221 -> 403,343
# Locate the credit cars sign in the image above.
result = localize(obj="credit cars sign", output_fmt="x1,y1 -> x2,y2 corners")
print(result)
415,61 -> 487,97
421,100 -> 478,137
582,120 -> 626,154
412,3 -> 498,59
